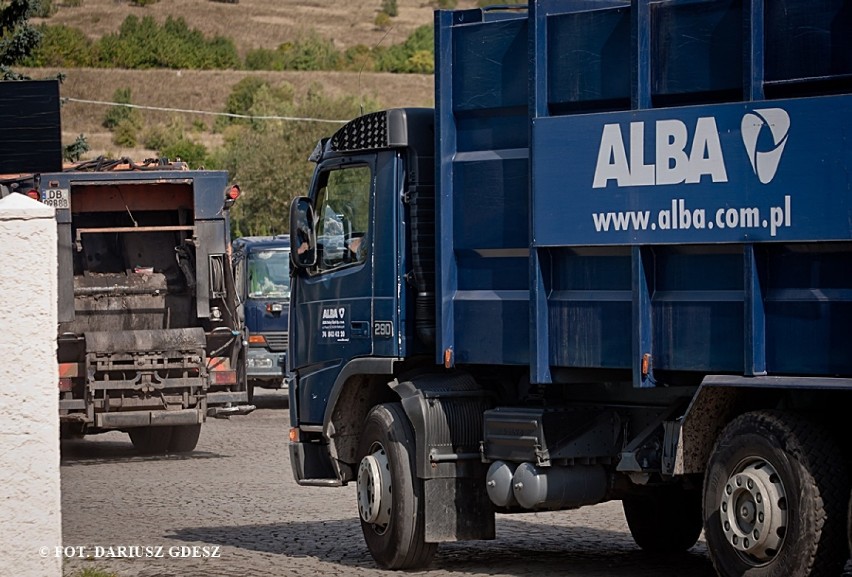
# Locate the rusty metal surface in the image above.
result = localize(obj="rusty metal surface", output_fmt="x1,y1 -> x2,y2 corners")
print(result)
84,327 -> 206,354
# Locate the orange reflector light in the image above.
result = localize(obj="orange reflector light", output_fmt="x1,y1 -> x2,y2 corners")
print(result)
227,184 -> 241,200
26,189 -> 40,201
641,353 -> 652,377
289,428 -> 299,443
248,334 -> 267,345
58,378 -> 73,392
58,362 -> 81,378
210,369 -> 237,386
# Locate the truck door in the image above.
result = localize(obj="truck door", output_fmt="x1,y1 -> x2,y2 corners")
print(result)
290,160 -> 377,424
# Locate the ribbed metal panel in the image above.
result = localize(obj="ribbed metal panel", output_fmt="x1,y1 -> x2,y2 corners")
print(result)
264,332 -> 289,352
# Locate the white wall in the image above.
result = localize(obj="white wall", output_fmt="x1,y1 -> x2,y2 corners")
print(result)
0,193 -> 61,577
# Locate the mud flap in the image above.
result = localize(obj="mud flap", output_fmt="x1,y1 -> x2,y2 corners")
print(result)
424,477 -> 495,542
391,373 -> 495,542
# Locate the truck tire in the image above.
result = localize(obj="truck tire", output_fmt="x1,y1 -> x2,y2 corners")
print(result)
356,403 -> 437,569
169,424 -> 202,453
703,410 -> 849,577
848,490 -> 852,559
622,484 -> 702,553
128,426 -> 173,455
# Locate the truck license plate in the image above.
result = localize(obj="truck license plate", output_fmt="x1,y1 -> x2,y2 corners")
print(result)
42,188 -> 70,209
248,358 -> 273,369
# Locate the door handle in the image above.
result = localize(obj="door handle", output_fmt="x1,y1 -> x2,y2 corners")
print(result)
350,321 -> 370,338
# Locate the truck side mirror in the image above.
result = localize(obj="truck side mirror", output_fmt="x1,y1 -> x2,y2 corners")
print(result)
290,196 -> 317,269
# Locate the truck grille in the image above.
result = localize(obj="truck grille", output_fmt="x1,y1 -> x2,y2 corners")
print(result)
264,332 -> 289,352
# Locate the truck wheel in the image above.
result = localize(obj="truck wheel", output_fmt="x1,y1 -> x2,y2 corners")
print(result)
247,380 -> 256,404
168,424 -> 202,453
128,426 -> 172,455
848,490 -> 852,558
622,484 -> 703,552
356,403 -> 437,569
703,410 -> 848,577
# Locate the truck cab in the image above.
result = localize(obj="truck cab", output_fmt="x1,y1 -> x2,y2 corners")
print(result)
289,109 -> 435,433
232,236 -> 291,401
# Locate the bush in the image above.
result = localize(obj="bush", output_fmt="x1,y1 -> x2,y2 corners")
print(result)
374,11 -> 391,30
23,23 -> 94,66
243,27 -> 435,74
244,48 -> 278,71
279,33 -> 339,71
31,0 -> 57,17
112,117 -> 140,147
224,77 -> 269,117
375,24 -> 433,73
406,49 -> 433,73
381,0 -> 397,17
244,32 -> 339,71
141,124 -> 170,151
213,76 -> 295,131
160,138 -> 207,167
64,134 -> 89,162
21,16 -> 436,74
130,0 -> 160,6
342,44 -> 375,72
142,118 -> 207,167
96,15 -> 240,69
102,87 -> 139,129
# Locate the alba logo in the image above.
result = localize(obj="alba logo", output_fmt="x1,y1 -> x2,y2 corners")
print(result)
741,108 -> 790,184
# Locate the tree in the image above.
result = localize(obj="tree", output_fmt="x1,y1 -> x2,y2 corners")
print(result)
23,23 -> 93,67
208,81 -> 378,236
0,0 -> 43,79
63,134 -> 89,162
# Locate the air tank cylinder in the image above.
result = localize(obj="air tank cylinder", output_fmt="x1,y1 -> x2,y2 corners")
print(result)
485,460 -> 519,507
510,462 -> 607,510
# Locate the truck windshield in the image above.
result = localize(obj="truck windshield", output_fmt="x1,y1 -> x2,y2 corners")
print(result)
248,249 -> 291,298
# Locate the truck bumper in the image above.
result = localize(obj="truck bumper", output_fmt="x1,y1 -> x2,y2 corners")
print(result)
207,390 -> 250,405
94,408 -> 204,429
247,348 -> 287,382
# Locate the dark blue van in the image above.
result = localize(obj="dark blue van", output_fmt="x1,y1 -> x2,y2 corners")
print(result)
232,236 -> 291,401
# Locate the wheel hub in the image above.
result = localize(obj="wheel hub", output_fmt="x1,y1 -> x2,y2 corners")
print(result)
720,459 -> 788,563
357,443 -> 392,530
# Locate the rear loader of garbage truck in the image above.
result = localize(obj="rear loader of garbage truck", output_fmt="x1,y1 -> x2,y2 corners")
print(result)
46,160 -> 251,454
287,1 -> 852,575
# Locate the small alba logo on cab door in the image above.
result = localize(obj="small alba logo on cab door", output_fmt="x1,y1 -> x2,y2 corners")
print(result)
741,108 -> 790,184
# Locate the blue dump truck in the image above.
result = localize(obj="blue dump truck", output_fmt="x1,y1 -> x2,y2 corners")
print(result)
232,236 -> 291,401
287,1 -> 852,575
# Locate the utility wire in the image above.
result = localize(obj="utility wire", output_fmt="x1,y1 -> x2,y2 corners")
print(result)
62,97 -> 349,124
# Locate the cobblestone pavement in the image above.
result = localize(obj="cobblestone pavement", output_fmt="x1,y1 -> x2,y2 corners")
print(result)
58,390 -> 849,577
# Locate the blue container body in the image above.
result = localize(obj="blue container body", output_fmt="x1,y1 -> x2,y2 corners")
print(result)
435,0 -> 852,386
